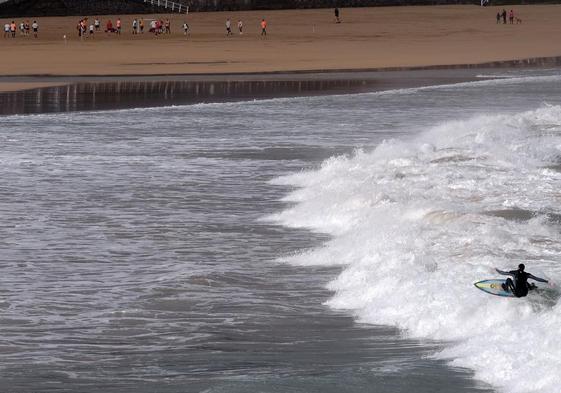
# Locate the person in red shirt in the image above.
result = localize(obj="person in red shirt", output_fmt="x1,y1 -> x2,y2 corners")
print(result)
260,18 -> 267,36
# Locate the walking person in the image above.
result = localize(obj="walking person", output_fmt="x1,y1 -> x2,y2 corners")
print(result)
237,19 -> 243,35
226,18 -> 232,36
502,9 -> 507,24
132,19 -> 138,34
165,18 -> 171,34
140,18 -> 144,34
182,21 -> 190,36
94,18 -> 100,31
116,18 -> 121,35
496,11 -> 501,24
4,22 -> 10,38
10,21 -> 17,37
32,20 -> 38,38
260,18 -> 267,36
509,9 -> 514,24
334,8 -> 341,23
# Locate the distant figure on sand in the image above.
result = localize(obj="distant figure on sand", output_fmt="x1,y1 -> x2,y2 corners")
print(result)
4,22 -> 10,38
106,19 -> 116,34
261,18 -> 267,36
334,8 -> 341,23
502,9 -> 507,24
182,21 -> 190,36
10,21 -> 16,38
94,18 -> 100,31
165,18 -> 171,34
238,19 -> 243,35
32,20 -> 38,38
226,18 -> 232,36
496,11 -> 501,24
116,18 -> 122,34
509,9 -> 514,24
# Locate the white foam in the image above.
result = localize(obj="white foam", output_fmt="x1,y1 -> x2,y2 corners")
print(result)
268,105 -> 561,393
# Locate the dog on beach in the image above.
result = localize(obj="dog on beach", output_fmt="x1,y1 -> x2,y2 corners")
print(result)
515,17 -> 522,24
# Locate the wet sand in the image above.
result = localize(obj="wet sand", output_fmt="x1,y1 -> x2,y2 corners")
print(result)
1,4 -> 561,93
0,69 -> 489,116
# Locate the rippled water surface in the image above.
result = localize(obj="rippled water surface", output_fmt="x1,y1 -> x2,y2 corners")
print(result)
2,71 -> 561,392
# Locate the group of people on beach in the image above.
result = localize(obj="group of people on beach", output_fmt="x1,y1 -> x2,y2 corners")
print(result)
224,18 -> 267,36
3,20 -> 39,38
3,7 -> 346,42
69,16 -> 260,39
496,9 -> 521,24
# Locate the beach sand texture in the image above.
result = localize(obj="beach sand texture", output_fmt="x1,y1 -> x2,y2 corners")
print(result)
1,5 -> 560,81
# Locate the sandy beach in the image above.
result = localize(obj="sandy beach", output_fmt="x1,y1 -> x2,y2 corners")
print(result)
1,5 -> 561,92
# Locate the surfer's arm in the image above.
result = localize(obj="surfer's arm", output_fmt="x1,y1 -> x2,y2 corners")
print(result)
495,268 -> 513,276
527,273 -> 548,283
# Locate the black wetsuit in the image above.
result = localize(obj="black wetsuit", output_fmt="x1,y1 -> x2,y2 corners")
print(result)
496,268 -> 548,297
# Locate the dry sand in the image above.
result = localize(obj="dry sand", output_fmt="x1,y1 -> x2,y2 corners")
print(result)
1,5 -> 561,91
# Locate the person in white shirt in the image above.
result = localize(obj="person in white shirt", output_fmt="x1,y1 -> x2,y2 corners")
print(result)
32,20 -> 38,38
225,18 -> 232,36
182,21 -> 189,36
237,20 -> 243,35
4,23 -> 10,38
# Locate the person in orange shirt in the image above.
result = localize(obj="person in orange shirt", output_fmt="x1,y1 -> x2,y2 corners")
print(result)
116,18 -> 121,34
10,21 -> 16,38
260,18 -> 267,36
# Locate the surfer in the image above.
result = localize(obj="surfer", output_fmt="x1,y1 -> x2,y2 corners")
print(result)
496,264 -> 548,297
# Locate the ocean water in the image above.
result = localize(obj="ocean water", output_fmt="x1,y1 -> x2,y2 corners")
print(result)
1,71 -> 560,393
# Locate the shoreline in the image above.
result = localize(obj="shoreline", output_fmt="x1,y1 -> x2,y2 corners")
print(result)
1,54 -> 561,94
0,67 -> 507,116
0,56 -> 561,94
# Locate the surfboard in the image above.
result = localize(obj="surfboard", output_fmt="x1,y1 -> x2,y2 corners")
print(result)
474,279 -> 516,297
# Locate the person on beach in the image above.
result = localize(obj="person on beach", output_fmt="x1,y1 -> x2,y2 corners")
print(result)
260,18 -> 267,36
496,264 -> 548,298
24,20 -> 30,36
4,22 -> 10,38
496,11 -> 501,24
509,9 -> 514,24
237,19 -> 243,35
502,9 -> 507,24
32,20 -> 38,38
182,21 -> 190,36
106,19 -> 114,34
132,19 -> 138,34
165,18 -> 171,34
334,8 -> 341,23
139,18 -> 144,34
89,22 -> 94,37
10,21 -> 16,38
226,18 -> 232,36
19,21 -> 24,36
116,18 -> 122,34
94,18 -> 100,31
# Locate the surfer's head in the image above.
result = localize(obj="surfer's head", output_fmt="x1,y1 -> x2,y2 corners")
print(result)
518,263 -> 525,271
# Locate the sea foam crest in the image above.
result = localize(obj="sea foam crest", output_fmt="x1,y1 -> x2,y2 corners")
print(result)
268,106 -> 561,393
